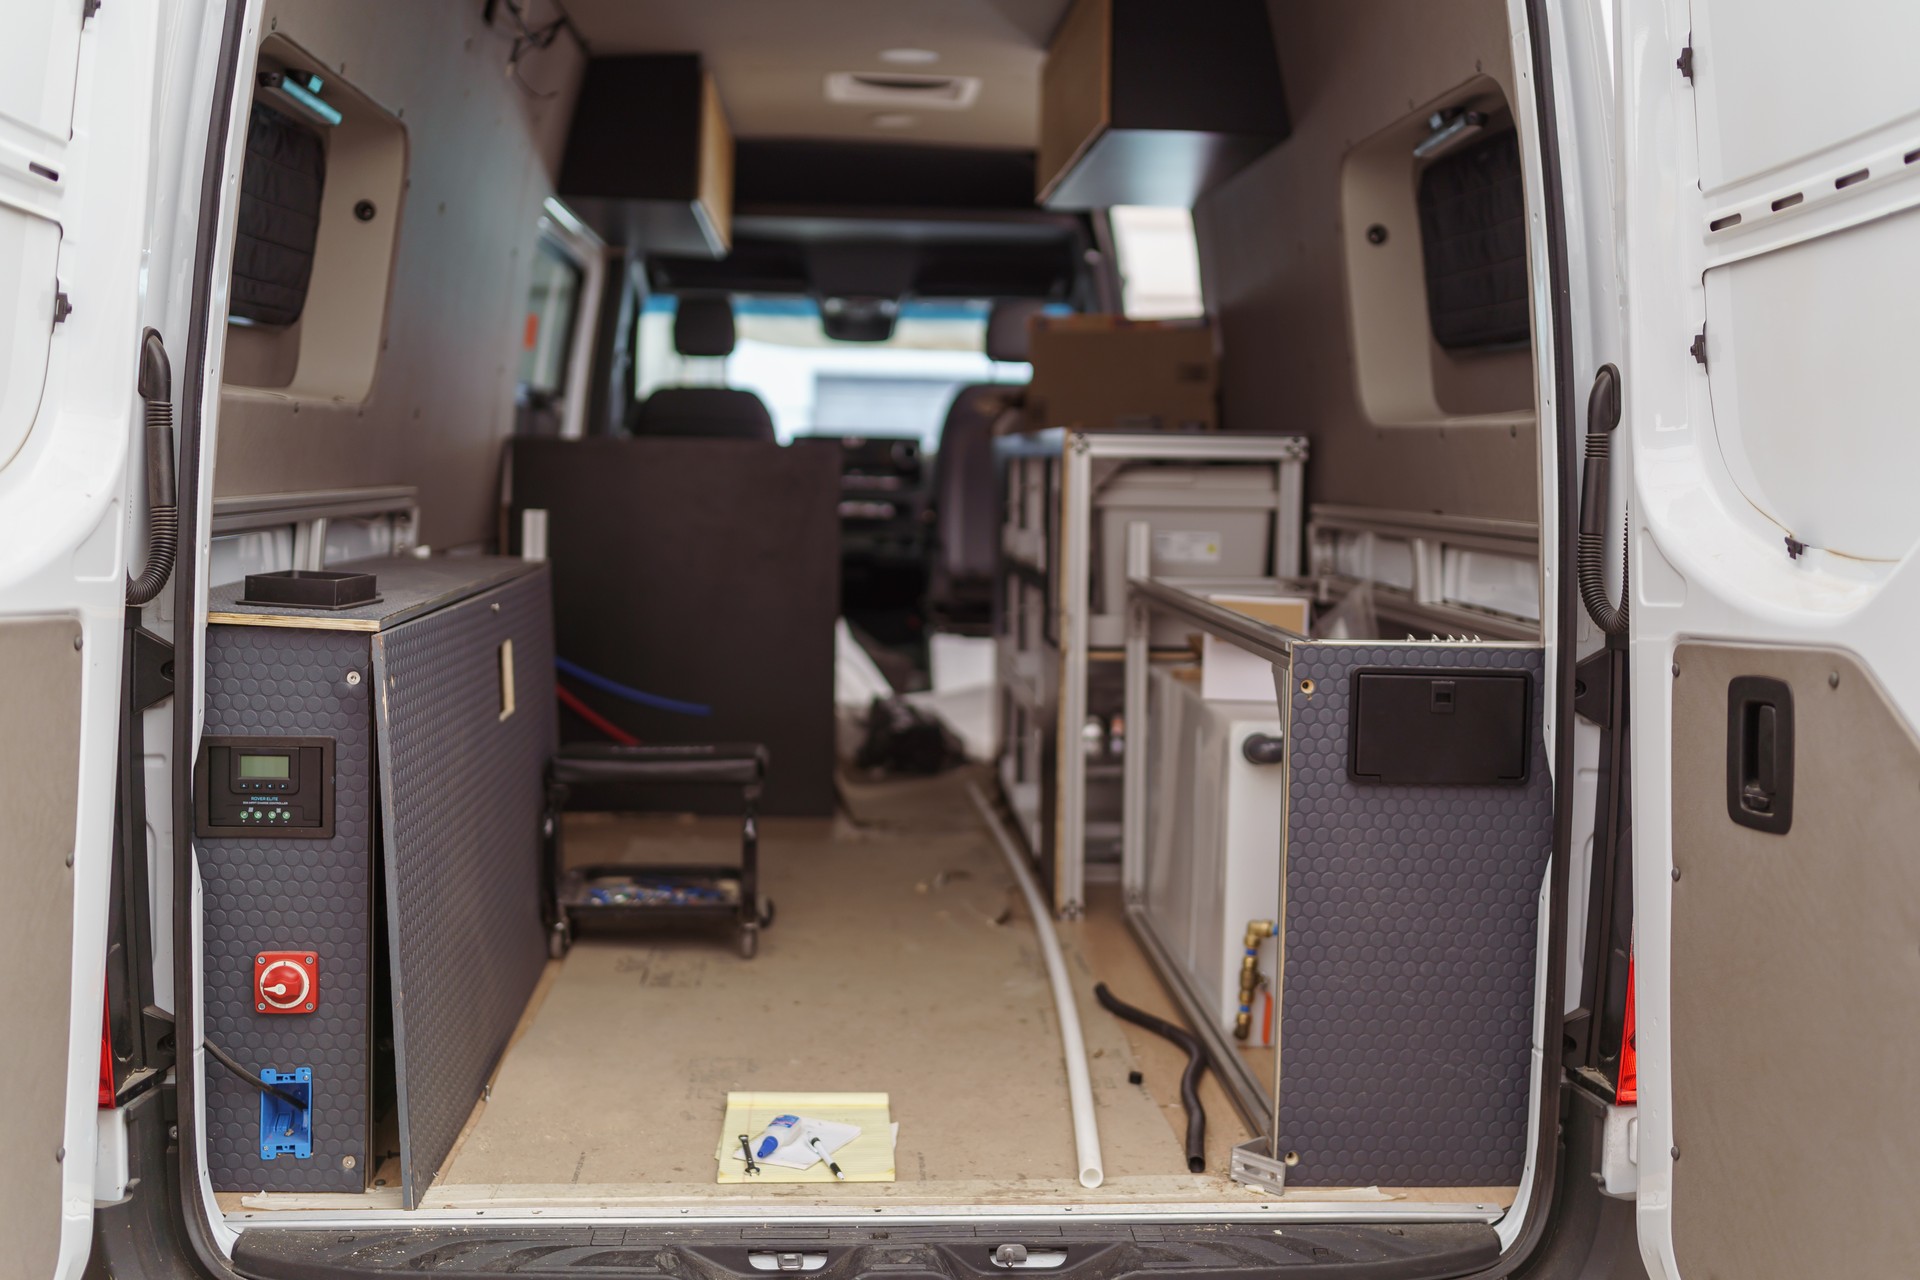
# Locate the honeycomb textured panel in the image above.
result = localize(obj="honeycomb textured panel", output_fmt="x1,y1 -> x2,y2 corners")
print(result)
200,626 -> 373,1192
374,568 -> 556,1207
1280,643 -> 1551,1186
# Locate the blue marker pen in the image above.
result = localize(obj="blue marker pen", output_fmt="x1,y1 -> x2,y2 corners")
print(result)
752,1114 -> 802,1159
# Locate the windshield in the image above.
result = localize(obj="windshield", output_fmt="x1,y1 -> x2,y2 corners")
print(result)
637,296 -> 1032,450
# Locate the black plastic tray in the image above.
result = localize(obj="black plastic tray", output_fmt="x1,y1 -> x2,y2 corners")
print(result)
239,569 -> 381,611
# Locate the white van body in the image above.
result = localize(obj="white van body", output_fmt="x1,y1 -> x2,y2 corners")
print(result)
2,1 -> 1917,1279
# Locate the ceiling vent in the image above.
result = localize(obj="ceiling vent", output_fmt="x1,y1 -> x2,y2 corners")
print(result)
825,72 -> 981,111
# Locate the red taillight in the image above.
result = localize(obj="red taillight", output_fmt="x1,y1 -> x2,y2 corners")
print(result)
1616,956 -> 1637,1104
98,994 -> 115,1108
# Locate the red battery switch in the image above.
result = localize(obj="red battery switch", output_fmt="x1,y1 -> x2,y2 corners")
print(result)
254,951 -> 318,1014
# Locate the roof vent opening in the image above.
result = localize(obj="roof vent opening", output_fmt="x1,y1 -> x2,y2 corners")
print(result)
825,71 -> 981,111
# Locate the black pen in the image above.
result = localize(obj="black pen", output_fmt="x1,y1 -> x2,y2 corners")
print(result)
806,1135 -> 846,1180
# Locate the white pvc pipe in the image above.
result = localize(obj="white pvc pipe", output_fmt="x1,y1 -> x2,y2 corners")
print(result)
968,783 -> 1105,1189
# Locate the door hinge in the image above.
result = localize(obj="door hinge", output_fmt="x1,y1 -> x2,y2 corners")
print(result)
1784,534 -> 1807,561
1689,329 -> 1707,368
1677,40 -> 1694,82
82,0 -> 101,21
53,287 -> 73,327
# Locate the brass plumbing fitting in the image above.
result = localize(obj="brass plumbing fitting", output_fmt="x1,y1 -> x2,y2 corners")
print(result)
1233,919 -> 1277,1041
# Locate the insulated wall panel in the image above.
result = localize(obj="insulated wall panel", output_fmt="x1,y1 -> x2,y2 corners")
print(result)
1278,643 -> 1550,1186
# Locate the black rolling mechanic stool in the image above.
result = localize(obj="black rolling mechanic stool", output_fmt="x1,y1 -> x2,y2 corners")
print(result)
543,742 -> 775,958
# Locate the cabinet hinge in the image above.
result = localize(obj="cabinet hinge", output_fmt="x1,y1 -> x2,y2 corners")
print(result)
82,0 -> 101,22
1677,40 -> 1694,82
53,287 -> 72,327
1689,329 -> 1707,368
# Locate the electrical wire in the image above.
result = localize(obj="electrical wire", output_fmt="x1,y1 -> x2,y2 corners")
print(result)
554,657 -> 712,717
486,0 -> 582,99
202,1038 -> 309,1111
555,681 -> 641,745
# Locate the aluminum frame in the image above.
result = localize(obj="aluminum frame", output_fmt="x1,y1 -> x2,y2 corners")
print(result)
1048,430 -> 1308,914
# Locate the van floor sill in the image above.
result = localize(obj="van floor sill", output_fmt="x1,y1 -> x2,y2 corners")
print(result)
229,1220 -> 1504,1280
217,1182 -> 1514,1233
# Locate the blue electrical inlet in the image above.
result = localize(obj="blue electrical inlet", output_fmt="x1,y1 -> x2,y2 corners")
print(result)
259,1068 -> 313,1159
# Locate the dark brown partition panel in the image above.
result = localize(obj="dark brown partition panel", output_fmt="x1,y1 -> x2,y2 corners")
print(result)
509,436 -> 840,816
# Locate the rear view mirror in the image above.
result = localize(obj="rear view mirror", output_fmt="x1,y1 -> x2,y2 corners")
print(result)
820,295 -> 898,342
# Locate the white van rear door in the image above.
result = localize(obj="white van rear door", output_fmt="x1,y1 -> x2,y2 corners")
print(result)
1618,1 -> 1920,1277
0,2 -> 168,1276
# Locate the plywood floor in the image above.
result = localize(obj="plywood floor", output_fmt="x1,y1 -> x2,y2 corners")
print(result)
431,795 -> 1250,1207
219,768 -> 1514,1217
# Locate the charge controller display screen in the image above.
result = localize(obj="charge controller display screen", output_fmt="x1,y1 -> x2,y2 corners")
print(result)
239,754 -> 291,780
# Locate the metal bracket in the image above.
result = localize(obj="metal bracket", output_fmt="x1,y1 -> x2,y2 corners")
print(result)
1574,649 -> 1613,728
1229,1136 -> 1290,1194
131,628 -> 174,711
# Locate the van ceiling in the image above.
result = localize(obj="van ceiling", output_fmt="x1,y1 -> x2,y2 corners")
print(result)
562,0 -> 1071,148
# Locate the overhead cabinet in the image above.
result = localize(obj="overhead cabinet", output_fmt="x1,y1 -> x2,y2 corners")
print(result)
560,54 -> 734,257
1037,0 -> 1289,209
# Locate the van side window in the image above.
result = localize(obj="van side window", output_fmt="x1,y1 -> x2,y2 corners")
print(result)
518,236 -> 584,401
230,103 -> 326,327
1416,129 -> 1529,350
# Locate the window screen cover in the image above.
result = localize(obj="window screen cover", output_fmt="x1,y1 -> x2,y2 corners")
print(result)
1417,129 -> 1528,351
232,103 -> 325,327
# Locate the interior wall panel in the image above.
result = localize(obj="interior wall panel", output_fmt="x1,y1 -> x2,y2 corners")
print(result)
1195,0 -> 1538,521
215,0 -> 586,549
0,619 -> 81,1280
1670,643 -> 1920,1280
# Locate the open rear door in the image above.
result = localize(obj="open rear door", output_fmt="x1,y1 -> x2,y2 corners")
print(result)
0,2 -> 168,1276
1619,2 -> 1920,1277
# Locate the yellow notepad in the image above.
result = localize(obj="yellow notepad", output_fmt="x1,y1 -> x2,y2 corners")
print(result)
715,1091 -> 895,1184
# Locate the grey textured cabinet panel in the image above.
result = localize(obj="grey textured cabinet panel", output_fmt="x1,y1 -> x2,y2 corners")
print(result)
199,557 -> 554,1200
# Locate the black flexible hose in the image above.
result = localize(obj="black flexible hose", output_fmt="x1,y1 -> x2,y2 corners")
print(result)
127,330 -> 178,606
1576,364 -> 1629,636
1094,982 -> 1207,1173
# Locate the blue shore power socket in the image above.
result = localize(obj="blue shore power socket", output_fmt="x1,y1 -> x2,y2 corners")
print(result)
259,1068 -> 313,1159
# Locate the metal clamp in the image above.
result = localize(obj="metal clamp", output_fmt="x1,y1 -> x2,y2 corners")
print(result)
1229,1136 -> 1292,1194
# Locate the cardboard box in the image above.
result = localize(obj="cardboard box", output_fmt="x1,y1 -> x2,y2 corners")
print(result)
1200,594 -> 1310,701
1025,314 -> 1218,432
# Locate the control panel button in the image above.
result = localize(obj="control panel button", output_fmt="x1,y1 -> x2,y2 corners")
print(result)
255,951 -> 319,1014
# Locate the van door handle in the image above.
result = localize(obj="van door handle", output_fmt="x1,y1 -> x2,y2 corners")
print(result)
1726,676 -> 1794,834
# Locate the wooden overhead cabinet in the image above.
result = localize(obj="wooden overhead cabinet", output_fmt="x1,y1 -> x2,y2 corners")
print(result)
1038,0 -> 1289,210
559,54 -> 734,257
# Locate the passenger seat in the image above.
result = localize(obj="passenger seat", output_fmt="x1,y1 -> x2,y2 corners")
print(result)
927,299 -> 1043,631
631,293 -> 777,442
